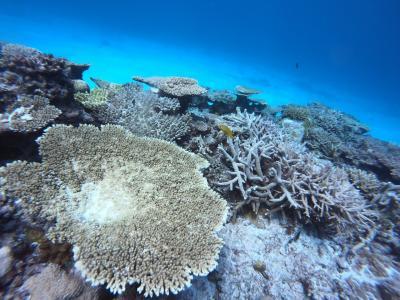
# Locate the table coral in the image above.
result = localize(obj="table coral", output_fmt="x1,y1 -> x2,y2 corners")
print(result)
0,124 -> 227,297
133,76 -> 207,97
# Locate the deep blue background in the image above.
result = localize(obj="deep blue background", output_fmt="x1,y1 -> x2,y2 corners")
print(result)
2,0 -> 400,138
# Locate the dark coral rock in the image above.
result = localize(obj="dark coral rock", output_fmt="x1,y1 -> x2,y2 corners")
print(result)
0,43 -> 91,129
0,43 -> 92,163
1,43 -> 74,101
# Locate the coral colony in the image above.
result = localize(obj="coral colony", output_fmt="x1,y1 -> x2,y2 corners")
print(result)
1,43 -> 399,299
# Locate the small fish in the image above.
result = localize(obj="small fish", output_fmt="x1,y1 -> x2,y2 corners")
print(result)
218,124 -> 234,138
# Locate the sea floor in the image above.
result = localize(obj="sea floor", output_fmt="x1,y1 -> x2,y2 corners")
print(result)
1,14 -> 399,144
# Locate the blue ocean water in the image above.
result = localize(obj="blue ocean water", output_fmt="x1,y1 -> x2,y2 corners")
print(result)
1,0 -> 399,143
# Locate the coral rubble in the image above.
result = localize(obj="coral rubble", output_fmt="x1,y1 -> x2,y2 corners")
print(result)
0,124 -> 227,296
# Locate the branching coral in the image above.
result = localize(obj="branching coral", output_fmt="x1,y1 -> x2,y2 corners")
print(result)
75,84 -> 191,142
133,76 -> 207,97
0,95 -> 61,133
217,108 -> 374,231
0,124 -> 227,297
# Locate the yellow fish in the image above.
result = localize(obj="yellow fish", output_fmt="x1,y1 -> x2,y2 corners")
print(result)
218,124 -> 234,139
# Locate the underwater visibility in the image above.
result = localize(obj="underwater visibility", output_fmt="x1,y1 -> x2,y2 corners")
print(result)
1,0 -> 400,299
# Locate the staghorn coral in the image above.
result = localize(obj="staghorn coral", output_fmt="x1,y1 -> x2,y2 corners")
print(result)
0,95 -> 61,133
133,76 -> 207,97
0,124 -> 228,297
76,84 -> 191,142
216,108 -> 374,232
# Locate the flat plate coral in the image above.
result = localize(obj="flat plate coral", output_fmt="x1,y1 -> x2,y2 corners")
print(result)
0,124 -> 227,297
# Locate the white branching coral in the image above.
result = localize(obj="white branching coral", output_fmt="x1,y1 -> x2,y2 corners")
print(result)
76,84 -> 191,142
217,108 -> 374,231
0,124 -> 227,297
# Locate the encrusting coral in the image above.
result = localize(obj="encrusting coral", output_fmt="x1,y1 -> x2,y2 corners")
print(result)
216,108 -> 374,232
75,83 -> 191,142
0,124 -> 228,297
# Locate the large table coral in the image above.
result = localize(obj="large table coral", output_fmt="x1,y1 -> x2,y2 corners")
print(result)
0,124 -> 227,297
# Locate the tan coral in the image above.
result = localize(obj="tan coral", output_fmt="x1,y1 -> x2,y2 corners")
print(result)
0,124 -> 227,297
133,76 -> 207,97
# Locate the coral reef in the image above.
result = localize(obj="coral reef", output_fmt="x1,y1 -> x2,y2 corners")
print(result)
76,84 -> 191,142
2,42 -> 400,300
133,76 -> 207,97
0,124 -> 227,296
216,108 -> 373,232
